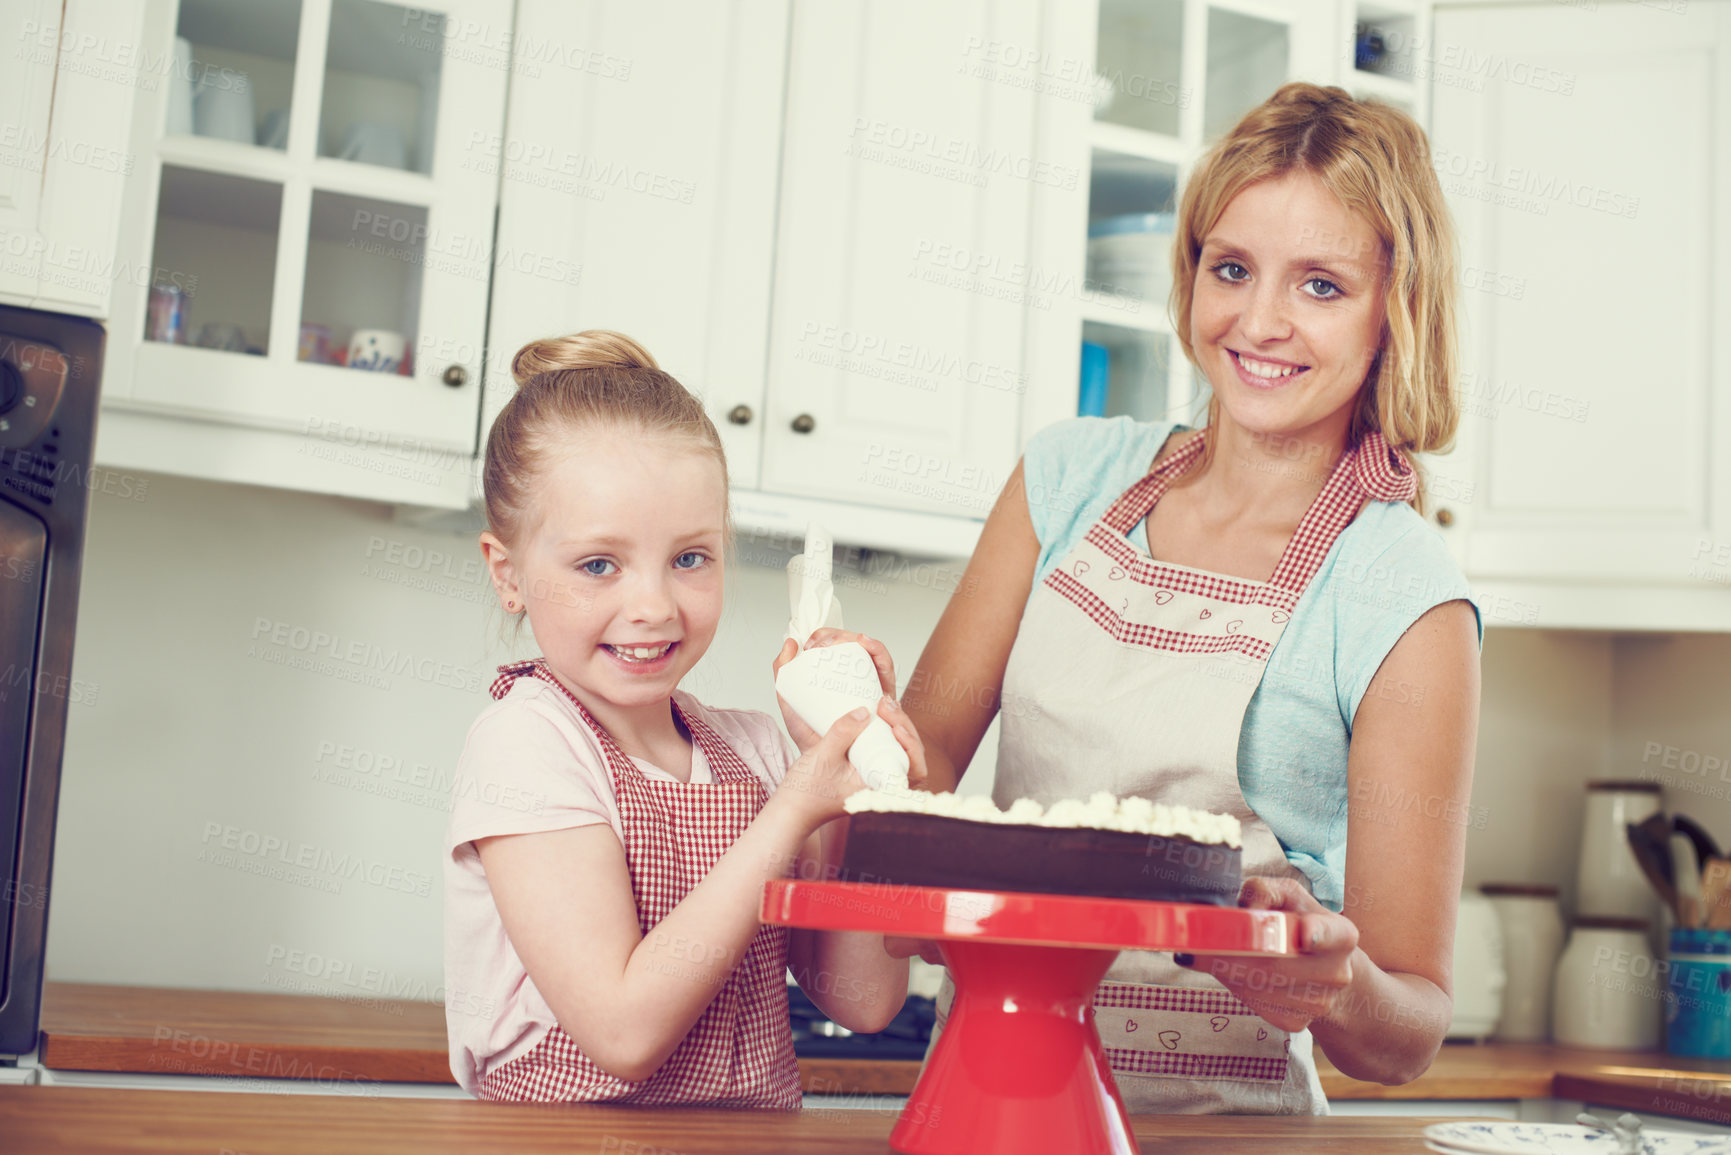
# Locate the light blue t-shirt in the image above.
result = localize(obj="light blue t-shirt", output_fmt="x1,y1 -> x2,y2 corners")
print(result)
1019,416 -> 1483,911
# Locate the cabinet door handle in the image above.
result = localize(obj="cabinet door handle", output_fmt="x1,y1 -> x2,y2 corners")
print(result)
442,364 -> 469,388
727,404 -> 753,426
791,413 -> 815,434
1435,508 -> 1455,528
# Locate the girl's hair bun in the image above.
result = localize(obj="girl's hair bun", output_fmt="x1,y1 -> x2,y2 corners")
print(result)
511,329 -> 660,385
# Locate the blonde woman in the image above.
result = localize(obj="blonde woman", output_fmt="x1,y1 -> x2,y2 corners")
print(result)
895,82 -> 1481,1113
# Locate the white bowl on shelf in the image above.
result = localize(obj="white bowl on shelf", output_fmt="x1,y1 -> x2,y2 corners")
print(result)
1086,212 -> 1175,305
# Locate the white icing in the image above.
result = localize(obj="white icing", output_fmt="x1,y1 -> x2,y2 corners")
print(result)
842,787 -> 1242,849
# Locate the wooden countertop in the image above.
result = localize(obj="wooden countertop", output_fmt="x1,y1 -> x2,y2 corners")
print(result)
0,1086 -> 1477,1153
37,982 -> 925,1096
37,983 -> 1731,1125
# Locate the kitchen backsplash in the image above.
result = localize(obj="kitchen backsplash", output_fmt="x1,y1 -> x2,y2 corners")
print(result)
44,472 -> 1731,994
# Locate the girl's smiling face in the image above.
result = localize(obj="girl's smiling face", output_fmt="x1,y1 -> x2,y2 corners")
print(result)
493,432 -> 727,716
1191,171 -> 1388,441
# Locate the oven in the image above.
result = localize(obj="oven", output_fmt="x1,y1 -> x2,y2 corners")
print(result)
0,306 -> 103,1058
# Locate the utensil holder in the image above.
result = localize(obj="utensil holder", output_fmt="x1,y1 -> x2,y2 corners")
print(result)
1665,927 -> 1731,1058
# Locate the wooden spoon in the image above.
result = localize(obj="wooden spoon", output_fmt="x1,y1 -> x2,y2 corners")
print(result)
1702,857 -> 1731,931
1671,832 -> 1703,928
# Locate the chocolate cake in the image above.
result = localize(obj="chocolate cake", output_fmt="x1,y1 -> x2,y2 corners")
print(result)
837,791 -> 1243,905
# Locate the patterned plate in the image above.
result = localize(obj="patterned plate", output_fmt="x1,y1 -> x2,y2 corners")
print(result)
1423,1121 -> 1731,1155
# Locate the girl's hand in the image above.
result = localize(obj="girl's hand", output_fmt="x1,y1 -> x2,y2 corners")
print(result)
1178,877 -> 1359,1034
773,706 -> 874,828
773,630 -> 930,789
772,638 -> 824,751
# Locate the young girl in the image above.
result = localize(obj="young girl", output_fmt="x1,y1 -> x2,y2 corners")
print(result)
444,330 -> 917,1106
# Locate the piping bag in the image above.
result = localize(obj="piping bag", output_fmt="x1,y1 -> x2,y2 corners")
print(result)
774,522 -> 912,793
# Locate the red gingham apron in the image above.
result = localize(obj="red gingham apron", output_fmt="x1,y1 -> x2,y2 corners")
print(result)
934,428 -> 1416,1115
476,660 -> 801,1109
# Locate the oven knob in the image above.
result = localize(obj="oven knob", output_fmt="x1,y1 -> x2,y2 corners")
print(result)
0,362 -> 21,415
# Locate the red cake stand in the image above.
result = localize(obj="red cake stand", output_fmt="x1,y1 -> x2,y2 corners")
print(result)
762,879 -> 1298,1155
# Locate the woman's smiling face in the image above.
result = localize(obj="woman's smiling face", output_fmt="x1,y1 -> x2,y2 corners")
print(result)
1190,171 -> 1388,441
511,433 -> 726,714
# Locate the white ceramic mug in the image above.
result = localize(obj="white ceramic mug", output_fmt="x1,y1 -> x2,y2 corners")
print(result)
258,108 -> 290,150
347,329 -> 406,373
166,37 -> 196,135
1483,884 -> 1565,1043
193,68 -> 255,144
1575,780 -> 1663,920
337,122 -> 408,169
1552,919 -> 1662,1049
1445,890 -> 1507,1040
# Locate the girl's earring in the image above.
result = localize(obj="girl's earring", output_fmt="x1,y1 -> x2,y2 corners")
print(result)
505,598 -> 517,612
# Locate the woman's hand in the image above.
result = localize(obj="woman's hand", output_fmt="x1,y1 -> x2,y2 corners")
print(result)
773,629 -> 929,788
1178,877 -> 1359,1034
884,935 -> 946,966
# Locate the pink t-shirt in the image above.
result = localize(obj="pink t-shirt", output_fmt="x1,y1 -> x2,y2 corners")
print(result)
442,677 -> 795,1095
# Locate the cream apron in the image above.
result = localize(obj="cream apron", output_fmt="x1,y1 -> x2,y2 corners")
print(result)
933,427 -> 1417,1115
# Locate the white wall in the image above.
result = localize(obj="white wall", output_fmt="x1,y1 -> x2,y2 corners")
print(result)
1460,629 -> 1614,913
45,471 -> 1723,997
1610,634 -> 1731,867
45,470 -> 971,998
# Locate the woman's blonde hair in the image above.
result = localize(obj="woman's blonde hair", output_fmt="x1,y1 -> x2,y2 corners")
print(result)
1170,82 -> 1459,507
482,330 -> 730,548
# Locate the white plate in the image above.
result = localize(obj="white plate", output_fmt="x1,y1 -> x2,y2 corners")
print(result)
1422,1122 -> 1731,1155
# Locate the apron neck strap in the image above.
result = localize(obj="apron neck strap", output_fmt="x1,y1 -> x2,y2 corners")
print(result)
1101,427 -> 1419,596
1099,429 -> 1208,534
1264,427 -> 1416,593
489,659 -> 759,786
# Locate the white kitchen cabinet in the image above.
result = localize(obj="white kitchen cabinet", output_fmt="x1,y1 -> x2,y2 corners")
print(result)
757,0 -> 1043,524
476,0 -> 1044,554
479,0 -> 1367,551
1429,1 -> 1731,630
479,0 -> 789,497
0,0 -> 147,318
96,0 -> 510,509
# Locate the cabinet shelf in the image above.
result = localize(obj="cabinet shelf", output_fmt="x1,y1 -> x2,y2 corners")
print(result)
155,136 -> 438,208
1080,293 -> 1171,334
1349,69 -> 1415,105
1209,0 -> 1303,24
1087,122 -> 1189,167
157,135 -> 297,185
306,158 -> 437,209
1358,0 -> 1418,16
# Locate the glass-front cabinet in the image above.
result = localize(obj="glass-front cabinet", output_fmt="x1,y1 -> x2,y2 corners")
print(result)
1022,0 -> 1430,442
102,0 -> 510,483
